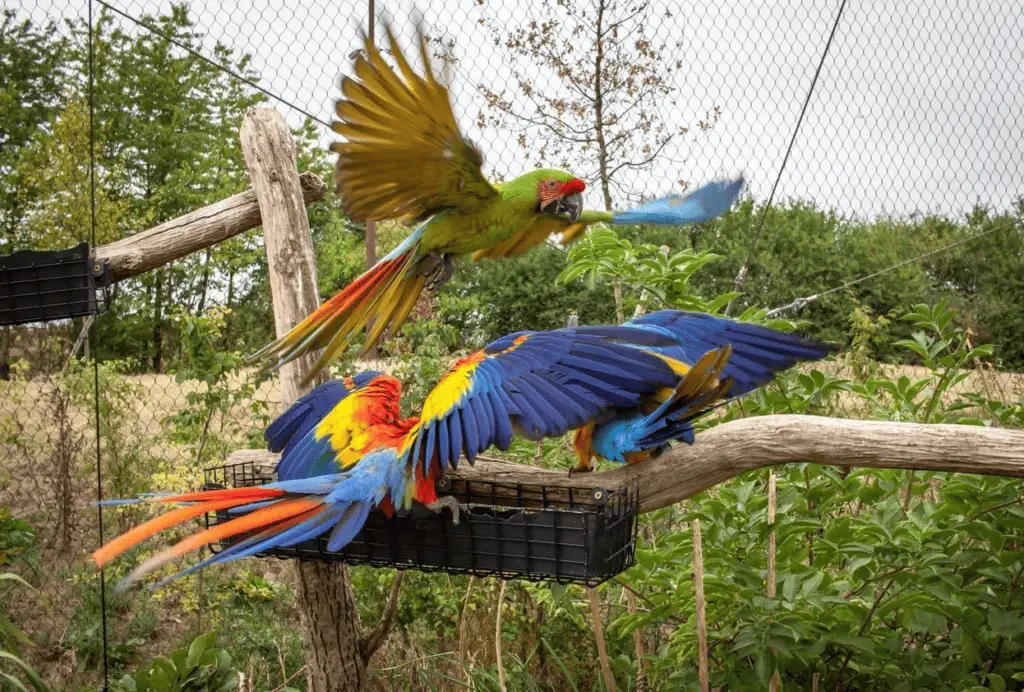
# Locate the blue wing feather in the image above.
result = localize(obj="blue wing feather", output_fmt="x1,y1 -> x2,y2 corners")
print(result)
447,410 -> 463,469
615,311 -> 833,396
326,502 -> 372,552
265,372 -> 382,457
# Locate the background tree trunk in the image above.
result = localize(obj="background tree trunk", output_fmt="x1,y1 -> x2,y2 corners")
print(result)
241,107 -> 367,692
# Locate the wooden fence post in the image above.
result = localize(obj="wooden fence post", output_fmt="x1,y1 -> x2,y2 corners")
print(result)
241,107 -> 367,692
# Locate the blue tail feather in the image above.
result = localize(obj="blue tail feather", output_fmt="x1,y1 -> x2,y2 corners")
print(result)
326,501 -> 372,552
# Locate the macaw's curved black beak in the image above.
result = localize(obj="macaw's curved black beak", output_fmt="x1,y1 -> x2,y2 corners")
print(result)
558,192 -> 583,222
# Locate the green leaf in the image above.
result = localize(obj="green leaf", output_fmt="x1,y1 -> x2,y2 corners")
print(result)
847,556 -> 873,575
186,631 -> 216,669
987,674 -> 1006,692
782,573 -> 799,601
988,610 -> 1024,639
800,572 -> 824,598
830,633 -> 875,654
754,650 -> 772,685
0,652 -> 48,692
0,672 -> 31,692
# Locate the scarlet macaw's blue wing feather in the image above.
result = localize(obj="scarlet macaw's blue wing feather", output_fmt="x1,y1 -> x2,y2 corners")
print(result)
272,372 -> 392,482
404,330 -> 683,475
265,371 -> 382,457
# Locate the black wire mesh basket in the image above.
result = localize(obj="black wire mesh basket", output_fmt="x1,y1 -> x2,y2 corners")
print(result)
203,460 -> 639,586
0,242 -> 110,326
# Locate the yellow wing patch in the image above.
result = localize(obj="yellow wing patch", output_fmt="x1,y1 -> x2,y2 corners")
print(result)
315,395 -> 372,469
652,353 -> 692,378
471,217 -> 591,261
419,351 -> 485,423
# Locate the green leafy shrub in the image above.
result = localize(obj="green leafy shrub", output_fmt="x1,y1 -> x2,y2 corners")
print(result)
113,631 -> 237,692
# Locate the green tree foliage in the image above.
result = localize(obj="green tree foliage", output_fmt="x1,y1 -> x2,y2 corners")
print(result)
926,203 -> 1024,366
0,9 -> 68,251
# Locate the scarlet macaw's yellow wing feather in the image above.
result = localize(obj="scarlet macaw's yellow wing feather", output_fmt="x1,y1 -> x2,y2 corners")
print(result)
330,23 -> 499,222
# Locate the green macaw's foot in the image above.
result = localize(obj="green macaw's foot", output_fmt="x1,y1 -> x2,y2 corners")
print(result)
425,495 -> 462,525
419,251 -> 457,293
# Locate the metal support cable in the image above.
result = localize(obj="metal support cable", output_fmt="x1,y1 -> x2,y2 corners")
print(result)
88,0 -> 111,688
766,217 -> 1021,317
95,0 -> 332,128
730,0 -> 850,308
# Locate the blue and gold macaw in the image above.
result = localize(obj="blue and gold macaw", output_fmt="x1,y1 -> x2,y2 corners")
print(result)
91,311 -> 830,588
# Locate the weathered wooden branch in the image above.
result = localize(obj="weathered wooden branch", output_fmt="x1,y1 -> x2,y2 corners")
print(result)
94,171 -> 326,282
229,415 -> 1024,514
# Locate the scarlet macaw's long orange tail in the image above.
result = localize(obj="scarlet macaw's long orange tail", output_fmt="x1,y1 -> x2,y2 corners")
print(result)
90,475 -> 369,591
249,225 -> 429,382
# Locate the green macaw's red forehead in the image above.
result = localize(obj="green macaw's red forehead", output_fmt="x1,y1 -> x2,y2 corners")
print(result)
561,178 -> 586,194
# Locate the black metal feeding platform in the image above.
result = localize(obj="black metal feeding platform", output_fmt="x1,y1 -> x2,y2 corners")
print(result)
204,461 -> 639,586
0,243 -> 110,326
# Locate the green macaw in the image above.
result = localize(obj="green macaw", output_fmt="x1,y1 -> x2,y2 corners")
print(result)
253,23 -> 744,379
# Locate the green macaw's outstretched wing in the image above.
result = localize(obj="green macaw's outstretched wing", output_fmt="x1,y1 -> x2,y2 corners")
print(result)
330,24 -> 499,222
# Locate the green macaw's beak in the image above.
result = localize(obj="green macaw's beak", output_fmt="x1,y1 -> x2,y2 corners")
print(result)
542,192 -> 583,222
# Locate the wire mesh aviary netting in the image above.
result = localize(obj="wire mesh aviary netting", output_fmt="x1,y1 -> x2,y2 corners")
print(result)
1,0 -> 1023,689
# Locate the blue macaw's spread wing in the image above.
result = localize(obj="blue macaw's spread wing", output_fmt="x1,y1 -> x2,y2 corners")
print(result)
612,310 -> 832,396
404,330 -> 682,475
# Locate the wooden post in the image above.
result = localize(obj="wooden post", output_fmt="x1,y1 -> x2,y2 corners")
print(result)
241,107 -> 366,692
588,586 -> 617,692
692,518 -> 710,691
767,472 -> 780,692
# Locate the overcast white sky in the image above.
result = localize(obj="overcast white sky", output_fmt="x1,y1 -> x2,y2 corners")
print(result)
16,0 -> 1024,220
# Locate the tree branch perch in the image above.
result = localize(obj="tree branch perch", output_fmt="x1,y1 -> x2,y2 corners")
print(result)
95,171 -> 326,283
228,416 -> 1024,512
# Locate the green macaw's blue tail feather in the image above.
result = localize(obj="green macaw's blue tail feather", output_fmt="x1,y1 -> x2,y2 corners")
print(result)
611,177 -> 744,226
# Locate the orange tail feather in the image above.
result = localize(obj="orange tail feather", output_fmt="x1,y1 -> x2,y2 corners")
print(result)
250,251 -> 413,375
92,497 -> 254,568
119,500 -> 326,585
160,498 -> 325,560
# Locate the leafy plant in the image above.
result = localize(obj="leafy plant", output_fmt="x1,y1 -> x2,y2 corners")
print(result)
113,631 -> 237,692
558,227 -> 727,315
0,572 -> 49,691
163,307 -> 270,464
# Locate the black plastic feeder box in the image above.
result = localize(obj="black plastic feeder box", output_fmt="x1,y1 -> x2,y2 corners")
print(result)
0,243 -> 109,326
204,461 -> 639,586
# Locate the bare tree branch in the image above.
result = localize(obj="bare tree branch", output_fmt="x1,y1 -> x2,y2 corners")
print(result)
361,571 -> 405,662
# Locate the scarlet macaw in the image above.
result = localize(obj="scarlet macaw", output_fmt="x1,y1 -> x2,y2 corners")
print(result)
92,312 -> 829,588
251,22 -> 745,380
